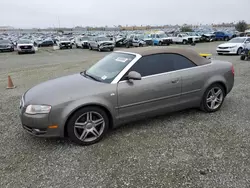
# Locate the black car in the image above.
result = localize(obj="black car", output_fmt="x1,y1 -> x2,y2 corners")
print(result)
38,40 -> 54,47
0,39 -> 14,52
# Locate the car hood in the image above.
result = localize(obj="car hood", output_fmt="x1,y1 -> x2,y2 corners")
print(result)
0,43 -> 11,46
24,73 -> 106,106
17,43 -> 33,46
218,43 -> 241,47
98,41 -> 114,44
59,40 -> 71,43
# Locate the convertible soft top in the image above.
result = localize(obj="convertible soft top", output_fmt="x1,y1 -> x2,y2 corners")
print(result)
117,47 -> 211,66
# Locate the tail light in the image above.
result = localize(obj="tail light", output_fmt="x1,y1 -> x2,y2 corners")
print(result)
231,65 -> 234,75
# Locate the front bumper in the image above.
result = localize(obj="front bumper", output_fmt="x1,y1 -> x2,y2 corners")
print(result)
19,109 -> 61,138
216,47 -> 238,54
99,45 -> 114,49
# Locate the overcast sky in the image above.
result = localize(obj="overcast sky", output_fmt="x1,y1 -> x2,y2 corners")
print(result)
1,0 -> 250,28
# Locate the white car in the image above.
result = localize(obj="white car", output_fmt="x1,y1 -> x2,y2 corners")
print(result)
216,37 -> 250,55
16,39 -> 36,54
75,36 -> 89,49
172,33 -> 192,44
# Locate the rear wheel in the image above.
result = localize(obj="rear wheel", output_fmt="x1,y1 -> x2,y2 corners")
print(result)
158,41 -> 162,46
240,55 -> 246,60
67,106 -> 109,145
183,40 -> 187,45
200,84 -> 225,113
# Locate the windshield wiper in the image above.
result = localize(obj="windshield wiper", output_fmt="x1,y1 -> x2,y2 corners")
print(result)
81,71 -> 101,82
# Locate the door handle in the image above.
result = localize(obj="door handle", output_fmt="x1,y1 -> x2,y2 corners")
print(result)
171,79 -> 179,83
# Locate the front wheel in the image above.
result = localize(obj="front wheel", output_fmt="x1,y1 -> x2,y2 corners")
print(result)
200,84 -> 225,113
67,107 -> 109,145
183,40 -> 187,45
237,48 -> 243,55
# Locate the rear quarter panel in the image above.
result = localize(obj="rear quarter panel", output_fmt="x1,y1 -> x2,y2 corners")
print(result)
202,60 -> 234,95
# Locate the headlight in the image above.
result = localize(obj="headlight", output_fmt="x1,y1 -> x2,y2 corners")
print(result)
25,105 -> 51,115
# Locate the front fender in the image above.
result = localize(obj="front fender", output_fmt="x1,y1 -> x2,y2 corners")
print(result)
58,96 -> 117,136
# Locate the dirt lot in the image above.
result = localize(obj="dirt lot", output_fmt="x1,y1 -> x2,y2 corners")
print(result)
1,42 -> 250,188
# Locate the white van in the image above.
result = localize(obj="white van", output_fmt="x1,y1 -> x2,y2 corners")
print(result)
75,36 -> 90,49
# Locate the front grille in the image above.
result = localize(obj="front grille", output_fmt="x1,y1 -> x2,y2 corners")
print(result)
20,45 -> 32,49
145,40 -> 153,45
217,50 -> 230,53
218,47 -> 229,49
61,42 -> 70,46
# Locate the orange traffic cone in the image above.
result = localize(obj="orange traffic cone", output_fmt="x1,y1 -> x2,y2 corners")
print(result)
6,75 -> 16,89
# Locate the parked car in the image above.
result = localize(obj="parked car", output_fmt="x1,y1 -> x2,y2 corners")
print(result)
16,39 -> 36,54
200,33 -> 215,42
88,36 -> 114,51
115,36 -> 132,48
125,34 -> 146,47
149,32 -> 172,45
0,39 -> 14,52
75,36 -> 89,49
186,32 -> 201,42
216,37 -> 250,55
172,33 -> 193,44
214,31 -> 233,41
57,37 -> 72,49
19,48 -> 234,145
38,39 -> 54,47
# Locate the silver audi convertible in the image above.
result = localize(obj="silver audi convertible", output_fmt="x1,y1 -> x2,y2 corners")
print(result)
19,47 -> 234,145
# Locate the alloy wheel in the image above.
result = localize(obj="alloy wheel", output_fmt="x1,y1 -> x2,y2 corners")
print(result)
206,87 -> 224,110
73,111 -> 105,142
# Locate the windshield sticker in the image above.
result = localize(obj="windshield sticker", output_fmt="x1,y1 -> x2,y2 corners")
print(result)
115,57 -> 129,63
101,75 -> 107,80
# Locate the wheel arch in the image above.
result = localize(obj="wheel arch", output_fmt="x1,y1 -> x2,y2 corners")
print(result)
63,103 -> 114,137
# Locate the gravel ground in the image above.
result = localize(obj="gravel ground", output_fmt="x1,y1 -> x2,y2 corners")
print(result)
1,42 -> 250,188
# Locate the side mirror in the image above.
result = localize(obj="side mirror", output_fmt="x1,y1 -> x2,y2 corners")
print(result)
127,71 -> 141,82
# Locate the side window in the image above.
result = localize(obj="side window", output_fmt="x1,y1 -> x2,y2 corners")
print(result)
123,53 -> 196,79
128,54 -> 175,77
166,54 -> 196,70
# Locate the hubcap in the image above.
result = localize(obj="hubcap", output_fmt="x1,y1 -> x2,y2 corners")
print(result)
74,111 -> 105,142
206,87 -> 223,110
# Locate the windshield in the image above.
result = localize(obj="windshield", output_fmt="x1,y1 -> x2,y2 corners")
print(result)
85,52 -> 136,83
97,37 -> 110,41
18,40 -> 32,44
81,37 -> 89,40
158,34 -> 168,38
0,40 -> 11,43
181,34 -> 188,37
60,37 -> 69,41
228,37 -> 246,43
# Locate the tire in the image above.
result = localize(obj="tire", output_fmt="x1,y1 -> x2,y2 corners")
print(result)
183,40 -> 187,45
98,46 -> 102,52
110,48 -> 114,51
237,48 -> 243,55
139,43 -> 143,47
224,37 -> 229,41
67,106 -> 109,145
89,45 -> 92,50
158,42 -> 162,46
18,52 -> 21,55
76,44 -> 79,48
200,83 -> 226,113
240,55 -> 246,60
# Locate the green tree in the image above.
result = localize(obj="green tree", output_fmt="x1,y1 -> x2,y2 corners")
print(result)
180,25 -> 193,32
235,21 -> 248,32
